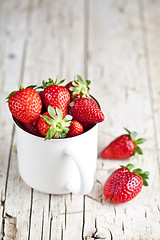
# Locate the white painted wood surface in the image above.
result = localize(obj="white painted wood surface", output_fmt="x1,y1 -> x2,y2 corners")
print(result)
0,0 -> 160,239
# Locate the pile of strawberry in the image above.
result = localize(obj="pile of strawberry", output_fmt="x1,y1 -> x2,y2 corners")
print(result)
7,75 -> 105,139
7,76 -> 149,204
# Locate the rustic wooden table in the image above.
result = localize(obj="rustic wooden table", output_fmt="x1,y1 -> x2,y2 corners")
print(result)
0,0 -> 160,239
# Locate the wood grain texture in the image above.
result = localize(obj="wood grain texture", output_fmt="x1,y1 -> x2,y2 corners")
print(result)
0,0 -> 160,239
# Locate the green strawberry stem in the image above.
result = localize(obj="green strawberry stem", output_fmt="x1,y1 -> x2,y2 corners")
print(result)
42,106 -> 72,140
69,74 -> 91,98
38,76 -> 65,89
120,163 -> 149,186
124,128 -> 146,156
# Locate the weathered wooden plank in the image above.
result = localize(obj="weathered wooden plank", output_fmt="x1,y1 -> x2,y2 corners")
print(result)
139,1 -> 160,238
0,0 -> 32,239
141,0 -> 160,155
85,0 -> 160,239
2,136 -> 33,240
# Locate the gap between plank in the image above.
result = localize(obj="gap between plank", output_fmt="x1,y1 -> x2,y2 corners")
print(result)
48,213 -> 53,240
41,208 -> 44,240
1,125 -> 15,240
48,194 -> 51,218
27,189 -> 33,240
64,196 -> 67,230
19,0 -> 32,86
81,195 -> 86,240
84,0 -> 89,80
61,224 -> 64,240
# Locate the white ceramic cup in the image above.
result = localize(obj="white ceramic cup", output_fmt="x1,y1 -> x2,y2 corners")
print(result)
14,118 -> 98,195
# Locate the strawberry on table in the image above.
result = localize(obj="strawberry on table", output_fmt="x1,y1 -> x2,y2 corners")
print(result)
40,77 -> 70,118
66,120 -> 84,137
70,98 -> 105,125
65,74 -> 91,100
101,128 -> 146,160
7,84 -> 42,125
37,105 -> 72,139
103,164 -> 149,203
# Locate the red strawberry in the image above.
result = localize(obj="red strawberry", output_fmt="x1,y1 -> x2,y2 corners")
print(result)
40,77 -> 70,118
7,84 -> 42,125
70,98 -> 105,125
66,120 -> 84,137
103,164 -> 149,203
37,112 -> 51,137
101,128 -> 146,160
39,90 -> 47,114
18,121 -> 43,137
82,122 -> 95,131
37,106 -> 72,139
65,75 -> 90,100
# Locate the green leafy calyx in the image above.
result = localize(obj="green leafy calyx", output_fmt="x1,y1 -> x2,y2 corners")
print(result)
124,128 -> 146,156
69,75 -> 91,98
42,106 -> 72,140
38,76 -> 65,89
120,163 -> 149,186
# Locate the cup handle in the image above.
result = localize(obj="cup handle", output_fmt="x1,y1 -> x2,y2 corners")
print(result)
64,148 -> 94,195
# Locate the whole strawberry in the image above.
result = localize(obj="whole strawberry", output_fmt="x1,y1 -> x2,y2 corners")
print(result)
7,84 -> 42,125
70,98 -> 105,125
101,128 -> 146,160
40,77 -> 70,118
65,75 -> 91,100
66,120 -> 84,137
37,105 -> 72,139
103,164 -> 149,203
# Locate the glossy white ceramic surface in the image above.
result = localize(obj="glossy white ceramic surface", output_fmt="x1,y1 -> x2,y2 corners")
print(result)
14,120 -> 98,195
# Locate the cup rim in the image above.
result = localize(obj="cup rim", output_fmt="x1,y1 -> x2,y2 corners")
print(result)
13,95 -> 100,142
13,117 -> 98,142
